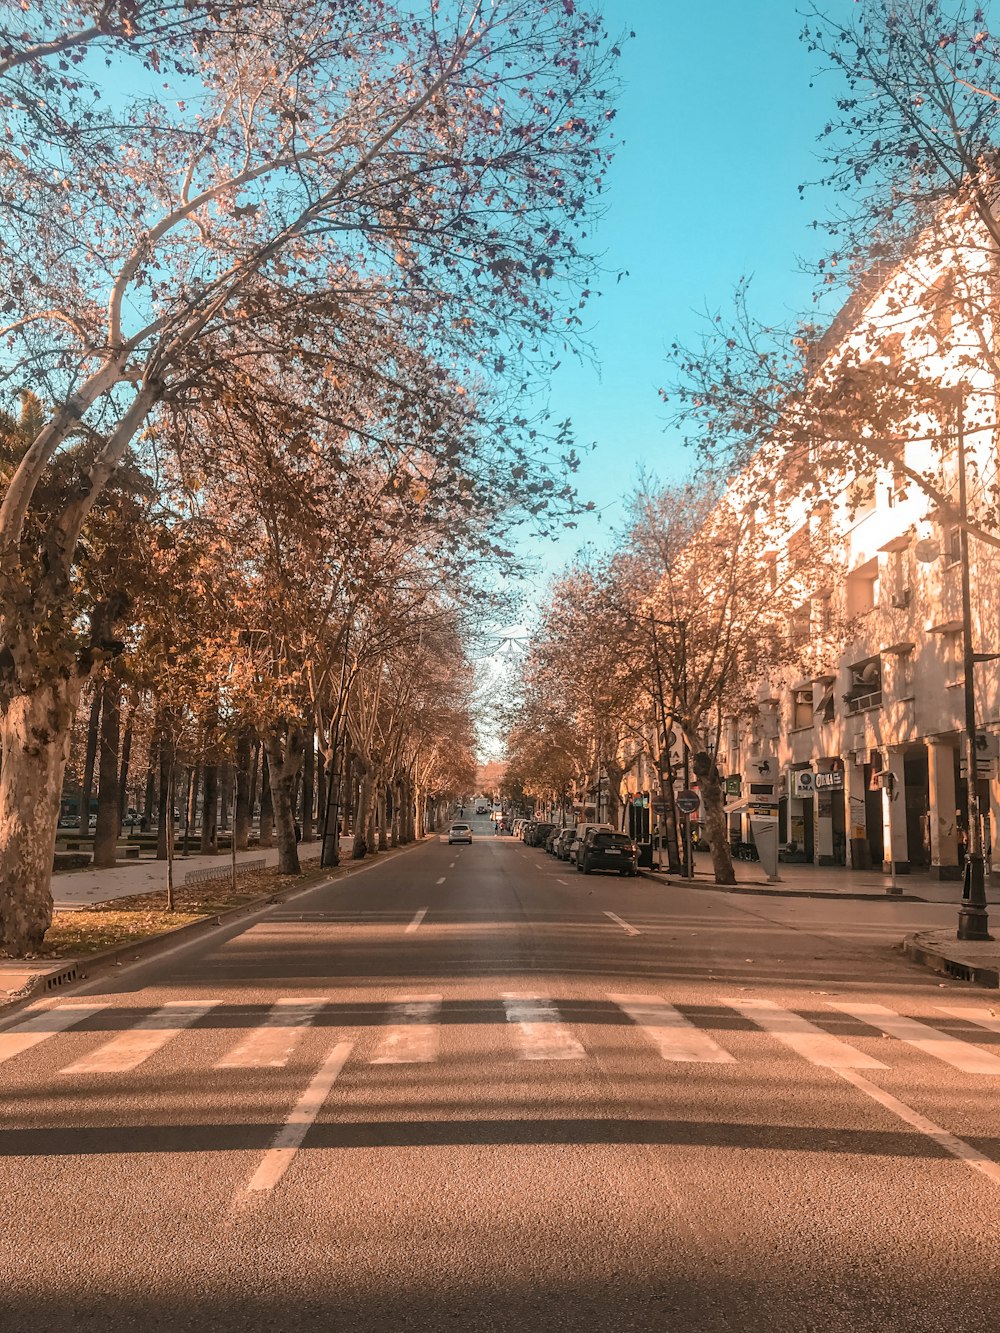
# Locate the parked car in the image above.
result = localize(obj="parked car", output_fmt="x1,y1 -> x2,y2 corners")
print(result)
567,823 -> 614,866
520,821 -> 535,843
576,828 -> 639,876
554,827 -> 576,860
544,827 -> 563,854
448,822 -> 473,845
528,822 -> 556,847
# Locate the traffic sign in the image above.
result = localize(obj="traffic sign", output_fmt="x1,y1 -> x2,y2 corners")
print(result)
676,790 -> 700,815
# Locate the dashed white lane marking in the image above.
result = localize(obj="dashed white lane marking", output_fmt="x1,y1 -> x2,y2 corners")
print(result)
501,994 -> 586,1060
604,911 -> 640,937
835,1066 -> 1000,1188
215,998 -> 326,1069
828,1000 -> 1000,1075
937,1005 -> 1000,1036
371,995 -> 442,1063
0,1004 -> 108,1067
436,877 -> 446,885
449,861 -> 456,868
724,997 -> 886,1070
405,908 -> 428,934
244,1040 -> 353,1193
610,993 -> 735,1064
557,878 -> 568,884
59,1001 -> 220,1074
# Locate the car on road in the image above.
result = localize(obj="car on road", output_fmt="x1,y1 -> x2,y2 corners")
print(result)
528,822 -> 556,847
567,822 -> 614,866
448,822 -> 473,844
554,827 -> 576,860
576,828 -> 639,876
476,805 -> 487,815
544,827 -> 563,854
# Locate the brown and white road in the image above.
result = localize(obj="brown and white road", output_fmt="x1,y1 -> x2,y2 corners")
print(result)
4,816 -> 1000,1332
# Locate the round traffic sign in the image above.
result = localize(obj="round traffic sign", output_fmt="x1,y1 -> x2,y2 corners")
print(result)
676,790 -> 700,815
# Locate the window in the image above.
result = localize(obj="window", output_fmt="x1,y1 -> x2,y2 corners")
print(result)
814,680 -> 836,724
845,657 -> 882,714
765,553 -> 778,591
792,687 -> 814,730
888,463 -> 908,507
846,559 -> 878,615
789,604 -> 811,647
847,471 -> 877,519
814,594 -> 832,633
943,526 -> 962,567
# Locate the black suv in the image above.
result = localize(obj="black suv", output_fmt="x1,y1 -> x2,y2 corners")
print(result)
576,829 -> 639,876
529,822 -> 556,847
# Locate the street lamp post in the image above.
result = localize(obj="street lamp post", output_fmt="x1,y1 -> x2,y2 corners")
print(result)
954,409 -> 990,940
915,393 -> 996,940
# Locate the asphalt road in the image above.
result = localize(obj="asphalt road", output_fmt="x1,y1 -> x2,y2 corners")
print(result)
4,814 -> 1000,1332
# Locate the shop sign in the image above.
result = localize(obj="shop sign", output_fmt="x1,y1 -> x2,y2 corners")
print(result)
723,775 -> 742,796
814,770 -> 844,791
791,770 -> 815,798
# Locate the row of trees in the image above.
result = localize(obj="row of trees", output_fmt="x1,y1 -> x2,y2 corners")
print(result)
0,1 -> 621,954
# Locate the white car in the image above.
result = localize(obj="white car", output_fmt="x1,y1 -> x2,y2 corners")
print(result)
448,822 -> 473,845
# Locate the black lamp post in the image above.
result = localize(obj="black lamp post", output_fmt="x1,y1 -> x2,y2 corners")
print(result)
916,392 -> 997,940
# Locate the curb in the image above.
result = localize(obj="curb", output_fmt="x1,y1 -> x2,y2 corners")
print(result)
901,931 -> 1000,988
639,869 -> 924,903
0,837 -> 432,1024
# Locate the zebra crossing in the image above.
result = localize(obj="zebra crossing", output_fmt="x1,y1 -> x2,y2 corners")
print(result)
5,993 -> 1000,1081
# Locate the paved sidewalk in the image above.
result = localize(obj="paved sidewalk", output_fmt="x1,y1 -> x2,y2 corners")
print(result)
51,845 -> 285,910
644,853 -> 1000,905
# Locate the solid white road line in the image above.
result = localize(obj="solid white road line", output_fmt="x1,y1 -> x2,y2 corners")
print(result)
604,911 -> 640,937
937,1005 -> 1000,1036
59,1000 -> 220,1075
836,1066 -> 1000,1188
215,998 -> 327,1069
404,908 -> 428,934
370,995 -> 442,1063
436,877 -> 446,885
0,1003 -> 108,1068
828,1000 -> 1000,1075
610,993 -> 735,1064
245,1040 -> 353,1193
723,997 -> 886,1070
501,994 -> 585,1060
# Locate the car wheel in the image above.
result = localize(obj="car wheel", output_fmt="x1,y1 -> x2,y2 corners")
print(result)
575,859 -> 583,873
581,859 -> 591,874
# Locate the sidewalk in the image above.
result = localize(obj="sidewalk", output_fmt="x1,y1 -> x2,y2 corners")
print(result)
51,845 -> 283,910
644,853 -> 1000,905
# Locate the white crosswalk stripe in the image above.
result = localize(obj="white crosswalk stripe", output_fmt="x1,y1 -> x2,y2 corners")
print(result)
371,995 -> 442,1063
0,1004 -> 108,1067
215,998 -> 327,1069
14,992 -> 1000,1083
723,997 -> 886,1069
59,1000 -> 221,1075
827,1000 -> 1000,1075
610,993 -> 735,1064
501,993 -> 586,1060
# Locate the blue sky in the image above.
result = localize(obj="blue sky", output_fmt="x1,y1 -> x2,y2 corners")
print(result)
520,0 -> 848,591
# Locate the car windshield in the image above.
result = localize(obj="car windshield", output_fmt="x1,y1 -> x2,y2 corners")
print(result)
451,824 -> 470,831
593,833 -> 631,846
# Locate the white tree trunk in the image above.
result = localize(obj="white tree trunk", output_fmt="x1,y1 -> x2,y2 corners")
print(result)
0,676 -> 80,954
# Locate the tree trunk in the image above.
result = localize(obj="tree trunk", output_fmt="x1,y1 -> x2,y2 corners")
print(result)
78,685 -> 101,831
141,753 -> 156,833
319,737 -> 342,868
117,703 -> 133,829
414,784 -> 425,839
248,740 -> 260,823
301,731 -> 315,842
315,747 -> 325,845
156,735 -> 172,860
263,727 -> 303,875
693,751 -> 736,886
352,756 -> 372,860
219,762 -> 232,832
234,732 -> 251,851
390,776 -> 401,847
376,783 -> 388,851
0,675 -> 80,954
259,749 -> 273,848
200,763 -> 218,854
92,675 -> 121,869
